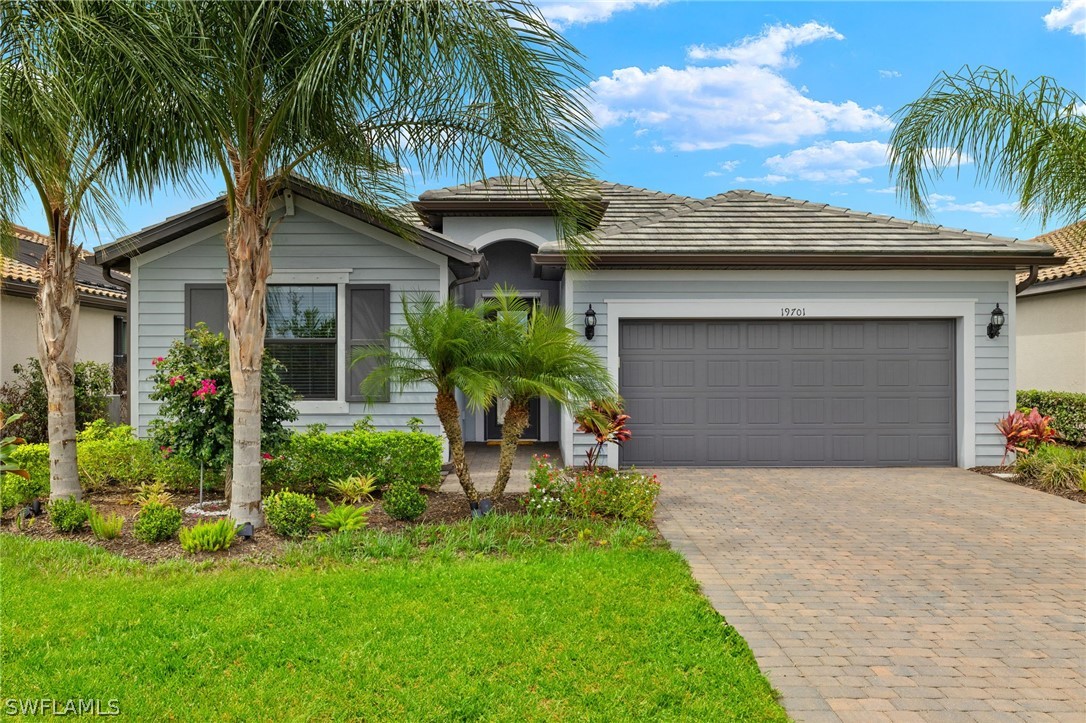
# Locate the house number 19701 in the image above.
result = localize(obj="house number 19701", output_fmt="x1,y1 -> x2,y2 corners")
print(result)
780,307 -> 807,317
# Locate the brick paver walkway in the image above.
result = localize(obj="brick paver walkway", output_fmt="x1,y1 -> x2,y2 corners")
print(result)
654,467 -> 1086,722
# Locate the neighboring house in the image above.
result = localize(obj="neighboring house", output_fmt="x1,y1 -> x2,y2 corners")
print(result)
94,176 -> 1060,470
1015,222 -> 1085,393
1,225 -> 128,386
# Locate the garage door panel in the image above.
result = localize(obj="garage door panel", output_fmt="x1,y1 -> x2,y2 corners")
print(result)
619,319 -> 956,467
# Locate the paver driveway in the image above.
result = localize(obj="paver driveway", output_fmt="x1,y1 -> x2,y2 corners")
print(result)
655,468 -> 1086,722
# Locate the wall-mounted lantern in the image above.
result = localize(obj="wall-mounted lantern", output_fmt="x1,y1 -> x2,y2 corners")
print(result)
986,303 -> 1006,339
584,304 -> 597,340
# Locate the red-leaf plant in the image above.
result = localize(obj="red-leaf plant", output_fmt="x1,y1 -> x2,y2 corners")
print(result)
575,398 -> 632,471
996,407 -> 1060,464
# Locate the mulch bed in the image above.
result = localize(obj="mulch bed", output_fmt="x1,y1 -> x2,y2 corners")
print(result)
0,487 -> 530,564
970,466 -> 1086,504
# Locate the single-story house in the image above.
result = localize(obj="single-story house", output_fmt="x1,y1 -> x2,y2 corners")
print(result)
1,225 -> 128,387
1015,221 -> 1085,393
94,177 -> 1061,470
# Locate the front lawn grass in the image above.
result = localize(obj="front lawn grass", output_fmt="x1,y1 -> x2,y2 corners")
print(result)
1,532 -> 786,721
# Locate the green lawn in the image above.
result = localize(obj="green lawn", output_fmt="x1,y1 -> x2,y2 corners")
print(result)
0,531 -> 786,721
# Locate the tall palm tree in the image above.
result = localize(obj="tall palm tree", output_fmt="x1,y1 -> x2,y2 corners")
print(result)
486,289 -> 613,500
889,66 -> 1086,225
356,295 -> 498,504
0,3 -> 176,500
115,1 -> 599,527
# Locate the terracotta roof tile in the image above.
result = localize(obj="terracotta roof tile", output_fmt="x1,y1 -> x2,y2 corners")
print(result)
2,225 -> 127,301
1016,221 -> 1085,284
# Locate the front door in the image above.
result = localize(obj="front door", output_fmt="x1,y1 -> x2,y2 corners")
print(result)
485,397 -> 541,441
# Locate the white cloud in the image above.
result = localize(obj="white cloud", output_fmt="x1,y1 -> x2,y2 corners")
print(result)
536,0 -> 666,29
1044,0 -> 1086,34
867,185 -> 898,194
687,22 -> 842,68
927,194 -> 1019,217
734,174 -> 790,185
589,30 -> 891,151
720,160 -> 741,172
633,128 -> 649,137
763,140 -> 889,184
878,69 -> 901,79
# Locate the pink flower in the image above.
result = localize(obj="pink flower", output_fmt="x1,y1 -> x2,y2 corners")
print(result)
152,356 -> 164,367
169,375 -> 185,387
193,378 -> 218,399
160,445 -> 173,458
261,452 -> 273,460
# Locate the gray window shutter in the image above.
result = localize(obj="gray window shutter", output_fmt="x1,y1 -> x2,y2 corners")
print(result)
346,284 -> 390,402
184,284 -> 227,336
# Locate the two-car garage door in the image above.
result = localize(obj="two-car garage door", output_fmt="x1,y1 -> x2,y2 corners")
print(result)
618,319 -> 956,467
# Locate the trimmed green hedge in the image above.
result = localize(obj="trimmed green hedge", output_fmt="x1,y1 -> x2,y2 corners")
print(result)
1018,390 -> 1086,445
262,428 -> 442,494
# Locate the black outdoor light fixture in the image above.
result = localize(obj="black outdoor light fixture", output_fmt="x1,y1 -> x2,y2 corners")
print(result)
987,303 -> 1006,339
584,304 -> 597,340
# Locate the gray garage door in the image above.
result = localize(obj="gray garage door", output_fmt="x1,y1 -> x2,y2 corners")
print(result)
619,319 -> 956,467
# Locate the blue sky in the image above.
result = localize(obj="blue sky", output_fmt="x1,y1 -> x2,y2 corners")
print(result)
14,0 -> 1086,246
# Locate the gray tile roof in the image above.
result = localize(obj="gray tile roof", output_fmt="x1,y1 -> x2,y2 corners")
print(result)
538,190 -> 1056,257
417,176 -> 695,229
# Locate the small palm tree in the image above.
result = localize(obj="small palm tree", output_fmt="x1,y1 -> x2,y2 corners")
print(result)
889,65 -> 1085,225
485,289 -> 613,500
356,295 -> 499,504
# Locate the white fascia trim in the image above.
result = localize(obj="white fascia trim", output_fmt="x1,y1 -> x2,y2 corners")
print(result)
1006,276 -> 1016,410
473,229 -> 549,250
128,218 -> 229,268
298,197 -> 448,268
129,264 -> 141,436
589,268 -> 1011,282
602,297 -> 978,469
560,271 -> 577,466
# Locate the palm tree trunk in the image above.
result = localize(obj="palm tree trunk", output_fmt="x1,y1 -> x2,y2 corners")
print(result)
224,171 -> 273,528
490,401 -> 529,500
37,214 -> 81,500
435,388 -> 479,503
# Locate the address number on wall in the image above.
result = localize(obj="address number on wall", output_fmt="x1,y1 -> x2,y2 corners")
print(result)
780,307 -> 807,317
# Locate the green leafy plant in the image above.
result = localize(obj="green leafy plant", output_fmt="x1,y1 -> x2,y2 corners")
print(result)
75,422 -> 158,490
565,467 -> 660,524
148,323 -> 298,485
316,502 -> 372,533
524,454 -> 566,516
262,490 -> 317,538
88,509 -> 124,540
1015,444 -> 1086,492
0,360 -> 112,444
329,474 -> 378,504
382,481 -> 427,522
132,501 -> 183,543
133,481 -> 173,508
1018,390 -> 1086,445
2,441 -> 47,510
575,398 -> 632,471
179,518 -> 239,553
1,410 -> 29,480
48,497 -> 92,533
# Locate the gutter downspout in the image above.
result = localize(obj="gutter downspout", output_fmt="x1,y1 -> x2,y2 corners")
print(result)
102,262 -> 132,423
448,256 -> 487,296
1015,265 -> 1039,294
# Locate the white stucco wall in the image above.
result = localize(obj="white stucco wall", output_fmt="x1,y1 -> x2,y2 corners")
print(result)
1016,288 -> 1086,393
0,293 -> 118,384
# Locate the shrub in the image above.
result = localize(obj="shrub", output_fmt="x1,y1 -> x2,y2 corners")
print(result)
133,501 -> 183,543
179,519 -> 238,553
48,497 -> 92,533
261,427 -> 443,494
1017,390 -> 1086,445
382,481 -> 427,521
1015,444 -> 1086,492
148,323 -> 298,477
88,509 -> 124,540
2,443 -> 48,510
316,502 -> 371,532
524,454 -> 566,516
75,422 -> 158,490
133,481 -> 173,507
565,467 -> 660,523
263,490 -> 317,538
0,359 -> 112,443
574,398 -> 632,470
329,474 -> 377,504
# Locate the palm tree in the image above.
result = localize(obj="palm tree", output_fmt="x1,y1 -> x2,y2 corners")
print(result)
485,289 -> 613,500
0,3 -> 175,500
889,66 -> 1085,226
356,295 -> 498,504
112,1 -> 599,527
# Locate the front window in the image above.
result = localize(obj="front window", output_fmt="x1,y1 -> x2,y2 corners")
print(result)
266,285 -> 337,400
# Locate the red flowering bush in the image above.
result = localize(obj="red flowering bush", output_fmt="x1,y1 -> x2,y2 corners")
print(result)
525,454 -> 565,515
564,466 -> 659,523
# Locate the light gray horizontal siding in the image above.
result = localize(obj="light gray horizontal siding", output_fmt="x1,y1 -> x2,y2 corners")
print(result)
132,204 -> 443,438
570,271 -> 1014,467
